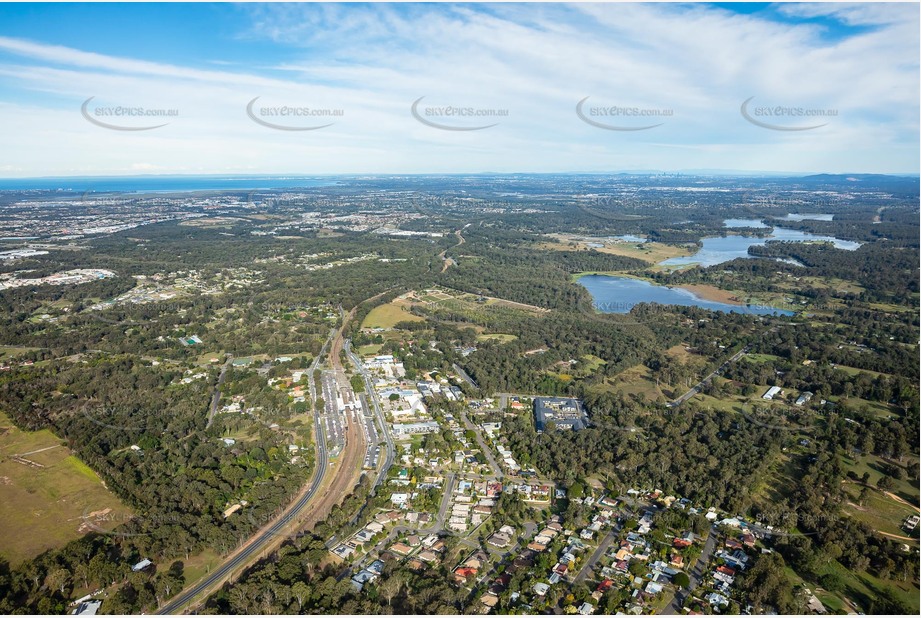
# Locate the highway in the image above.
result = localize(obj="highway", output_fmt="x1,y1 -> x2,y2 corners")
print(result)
157,405 -> 328,614
157,330 -> 336,615
158,294 -> 392,613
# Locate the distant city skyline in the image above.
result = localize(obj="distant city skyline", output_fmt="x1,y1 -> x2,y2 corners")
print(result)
0,2 -> 918,177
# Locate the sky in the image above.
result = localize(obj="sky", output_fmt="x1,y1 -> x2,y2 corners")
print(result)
0,1 -> 917,178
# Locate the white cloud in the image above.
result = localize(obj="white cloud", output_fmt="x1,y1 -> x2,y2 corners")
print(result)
0,3 -> 916,176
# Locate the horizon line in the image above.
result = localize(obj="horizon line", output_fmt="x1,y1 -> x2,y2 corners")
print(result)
1,170 -> 919,182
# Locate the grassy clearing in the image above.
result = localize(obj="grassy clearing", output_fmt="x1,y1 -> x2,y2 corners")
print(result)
182,547 -> 223,585
691,393 -> 746,413
360,300 -> 425,329
744,353 -> 783,364
0,346 -> 42,359
476,333 -> 518,343
838,396 -> 899,420
814,558 -> 919,614
794,276 -> 866,295
604,364 -> 665,402
578,354 -> 607,374
841,483 -> 919,542
358,343 -> 384,355
0,410 -> 132,566
833,365 -> 890,379
401,287 -> 546,324
840,453 -> 920,504
814,590 -> 846,613
753,450 -> 804,505
540,235 -> 693,264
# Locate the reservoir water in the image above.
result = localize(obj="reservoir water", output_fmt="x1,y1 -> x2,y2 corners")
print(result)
660,219 -> 861,267
578,275 -> 794,316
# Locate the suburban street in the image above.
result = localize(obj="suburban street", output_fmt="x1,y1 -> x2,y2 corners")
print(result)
572,527 -> 619,586
204,356 -> 232,429
660,525 -> 718,615
459,408 -> 503,480
350,473 -> 456,573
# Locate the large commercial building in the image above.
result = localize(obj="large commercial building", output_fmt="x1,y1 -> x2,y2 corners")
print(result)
534,397 -> 588,432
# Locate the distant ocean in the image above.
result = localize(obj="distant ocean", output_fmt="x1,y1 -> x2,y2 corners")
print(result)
0,175 -> 341,193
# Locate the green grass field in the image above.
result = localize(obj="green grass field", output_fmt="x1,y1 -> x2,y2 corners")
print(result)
360,300 -> 425,329
0,411 -> 132,566
602,364 -> 665,402
840,453 -> 920,504
743,353 -> 783,364
841,483 -> 919,543
0,346 -> 42,360
814,558 -> 919,614
837,396 -> 900,420
833,365 -> 890,379
476,333 -> 518,343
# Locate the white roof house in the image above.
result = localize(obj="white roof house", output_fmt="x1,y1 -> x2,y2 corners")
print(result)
762,386 -> 782,400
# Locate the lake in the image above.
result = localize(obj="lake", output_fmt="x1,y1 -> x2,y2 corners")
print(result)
661,219 -> 861,267
578,275 -> 794,316
724,218 -> 769,228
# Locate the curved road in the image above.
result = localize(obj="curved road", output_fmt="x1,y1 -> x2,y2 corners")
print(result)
158,291 -> 391,613
157,332 -> 336,615
157,416 -> 328,614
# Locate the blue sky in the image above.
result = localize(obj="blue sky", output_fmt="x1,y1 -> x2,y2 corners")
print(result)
0,2 -> 917,177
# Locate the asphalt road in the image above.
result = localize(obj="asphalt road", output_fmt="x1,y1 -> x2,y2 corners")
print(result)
668,346 -> 750,407
345,340 -> 395,489
452,362 -> 478,390
156,416 -> 328,614
204,356 -> 232,429
351,473 -> 455,572
572,526 -> 619,586
157,333 -> 336,615
459,408 -> 503,479
660,525 -> 718,615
